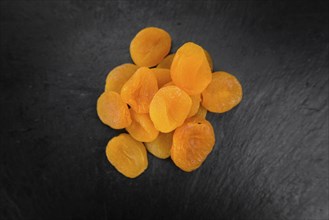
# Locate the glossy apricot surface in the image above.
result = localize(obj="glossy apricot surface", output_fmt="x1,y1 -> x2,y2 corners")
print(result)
105,63 -> 138,93
202,71 -> 242,113
106,133 -> 148,178
121,67 -> 158,113
187,94 -> 201,117
97,91 -> 131,129
157,53 -> 175,69
171,116 -> 215,172
152,68 -> 171,88
126,109 -> 159,142
149,86 -> 192,133
130,27 -> 171,67
145,132 -> 173,159
171,42 -> 212,95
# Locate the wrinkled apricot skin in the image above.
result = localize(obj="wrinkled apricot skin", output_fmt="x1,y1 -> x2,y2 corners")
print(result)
105,63 -> 138,93
195,106 -> 207,118
171,42 -> 212,95
130,27 -> 171,67
126,109 -> 159,142
188,94 -> 201,117
202,71 -> 243,113
121,67 -> 158,113
145,132 -> 173,159
171,116 -> 215,172
152,68 -> 172,88
157,53 -> 175,69
150,86 -> 192,133
106,133 -> 148,178
97,91 -> 131,129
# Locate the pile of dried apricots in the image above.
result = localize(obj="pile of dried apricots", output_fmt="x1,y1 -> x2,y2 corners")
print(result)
97,27 -> 243,178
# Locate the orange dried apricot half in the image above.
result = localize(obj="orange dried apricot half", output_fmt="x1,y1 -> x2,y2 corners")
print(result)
97,91 -> 131,129
171,116 -> 215,172
171,42 -> 212,95
106,133 -> 148,178
187,94 -> 201,117
145,132 -> 173,159
121,67 -> 158,113
202,71 -> 242,113
126,109 -> 159,142
149,86 -> 192,133
157,53 -> 175,69
105,63 -> 138,93
130,27 -> 171,67
152,68 -> 171,88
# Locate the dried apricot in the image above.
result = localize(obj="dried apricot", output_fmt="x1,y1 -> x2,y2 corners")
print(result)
187,94 -> 201,117
157,53 -> 175,69
150,86 -> 192,133
171,116 -> 215,172
126,109 -> 159,142
171,42 -> 212,95
121,67 -> 158,113
97,91 -> 131,129
202,71 -> 242,113
145,132 -> 173,159
163,83 -> 201,118
105,63 -> 138,93
106,133 -> 148,178
152,68 -> 171,88
130,27 -> 171,67
195,106 -> 207,119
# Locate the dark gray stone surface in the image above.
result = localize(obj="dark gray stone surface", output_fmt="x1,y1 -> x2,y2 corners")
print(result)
1,1 -> 328,219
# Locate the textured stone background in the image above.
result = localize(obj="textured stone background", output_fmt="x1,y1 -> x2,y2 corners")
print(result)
1,1 -> 328,219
